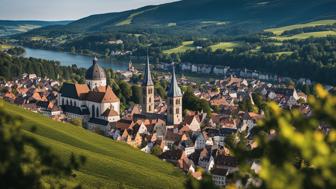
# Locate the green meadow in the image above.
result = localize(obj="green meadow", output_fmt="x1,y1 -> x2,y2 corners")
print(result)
2,101 -> 185,189
163,41 -> 195,54
209,42 -> 240,52
265,19 -> 336,35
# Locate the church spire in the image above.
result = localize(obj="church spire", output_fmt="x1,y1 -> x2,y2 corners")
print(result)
168,63 -> 182,97
93,56 -> 98,64
142,51 -> 153,86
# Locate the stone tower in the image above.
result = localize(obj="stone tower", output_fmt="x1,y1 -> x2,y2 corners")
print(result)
141,54 -> 154,114
167,64 -> 183,125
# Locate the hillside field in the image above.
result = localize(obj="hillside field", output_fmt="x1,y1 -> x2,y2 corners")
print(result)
265,19 -> 336,35
209,42 -> 240,52
273,31 -> 336,41
1,100 -> 185,189
163,41 -> 195,54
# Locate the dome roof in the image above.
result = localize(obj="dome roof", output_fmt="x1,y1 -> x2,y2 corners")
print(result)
85,57 -> 106,80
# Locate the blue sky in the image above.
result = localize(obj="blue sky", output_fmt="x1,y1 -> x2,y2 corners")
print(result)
0,0 -> 178,21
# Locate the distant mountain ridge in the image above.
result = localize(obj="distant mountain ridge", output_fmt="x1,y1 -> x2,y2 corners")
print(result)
44,0 -> 336,34
0,20 -> 72,36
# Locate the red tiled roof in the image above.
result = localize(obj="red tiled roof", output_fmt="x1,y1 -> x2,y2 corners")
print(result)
101,108 -> 119,117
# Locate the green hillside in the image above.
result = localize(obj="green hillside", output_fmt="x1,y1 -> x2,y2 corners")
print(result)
2,100 -> 185,189
22,0 -> 336,36
0,20 -> 71,36
265,19 -> 336,35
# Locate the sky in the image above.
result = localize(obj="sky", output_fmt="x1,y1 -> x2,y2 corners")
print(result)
0,0 -> 178,21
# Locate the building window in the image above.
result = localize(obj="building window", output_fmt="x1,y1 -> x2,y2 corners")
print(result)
149,105 -> 151,112
92,105 -> 95,118
96,107 -> 99,117
149,97 -> 152,103
176,99 -> 180,105
62,98 -> 64,105
74,101 -> 77,107
66,99 -> 69,105
176,108 -> 180,114
148,88 -> 153,94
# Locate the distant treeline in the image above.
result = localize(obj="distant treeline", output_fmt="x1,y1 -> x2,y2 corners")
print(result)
281,24 -> 336,36
0,52 -> 86,83
180,37 -> 336,85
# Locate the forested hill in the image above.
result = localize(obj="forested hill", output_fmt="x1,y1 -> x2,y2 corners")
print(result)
0,20 -> 71,36
27,0 -> 336,35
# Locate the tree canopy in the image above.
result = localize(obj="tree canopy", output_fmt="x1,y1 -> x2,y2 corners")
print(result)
0,103 -> 85,188
225,84 -> 336,189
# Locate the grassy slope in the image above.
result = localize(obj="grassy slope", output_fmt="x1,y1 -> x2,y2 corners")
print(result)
2,101 -> 185,189
265,19 -> 336,35
274,31 -> 336,41
209,42 -> 240,52
163,41 -> 195,54
0,44 -> 13,51
116,7 -> 157,26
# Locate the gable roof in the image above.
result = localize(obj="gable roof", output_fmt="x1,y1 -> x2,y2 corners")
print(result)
86,86 -> 119,103
60,83 -> 89,100
101,108 -> 119,117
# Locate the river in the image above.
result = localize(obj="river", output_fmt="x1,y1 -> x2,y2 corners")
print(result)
23,47 -> 128,71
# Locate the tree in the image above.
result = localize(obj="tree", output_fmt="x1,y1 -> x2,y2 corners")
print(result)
155,83 -> 167,99
226,84 -> 336,189
183,87 -> 211,116
151,145 -> 162,156
118,81 -> 132,102
131,85 -> 142,104
184,173 -> 218,189
0,105 -> 85,188
69,118 -> 83,127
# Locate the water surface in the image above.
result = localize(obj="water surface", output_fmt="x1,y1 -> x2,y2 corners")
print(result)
23,47 -> 128,71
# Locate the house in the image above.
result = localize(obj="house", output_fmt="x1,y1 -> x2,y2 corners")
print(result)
184,115 -> 201,132
212,168 -> 228,187
159,149 -> 184,163
213,66 -> 229,75
194,133 -> 206,150
162,129 -> 181,151
198,147 -> 211,168
180,139 -> 195,156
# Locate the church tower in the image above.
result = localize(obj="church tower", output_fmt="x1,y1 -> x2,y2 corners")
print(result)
141,55 -> 154,114
167,64 -> 182,125
85,57 -> 106,89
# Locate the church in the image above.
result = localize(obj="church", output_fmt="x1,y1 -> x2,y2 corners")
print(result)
58,55 -> 182,131
59,57 -> 121,130
141,55 -> 183,125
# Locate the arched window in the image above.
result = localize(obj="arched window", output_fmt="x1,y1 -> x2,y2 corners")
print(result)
92,105 -> 95,118
149,97 -> 152,103
96,107 -> 99,117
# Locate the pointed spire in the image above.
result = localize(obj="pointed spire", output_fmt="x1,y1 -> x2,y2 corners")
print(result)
93,56 -> 98,64
168,63 -> 182,97
142,50 -> 153,86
